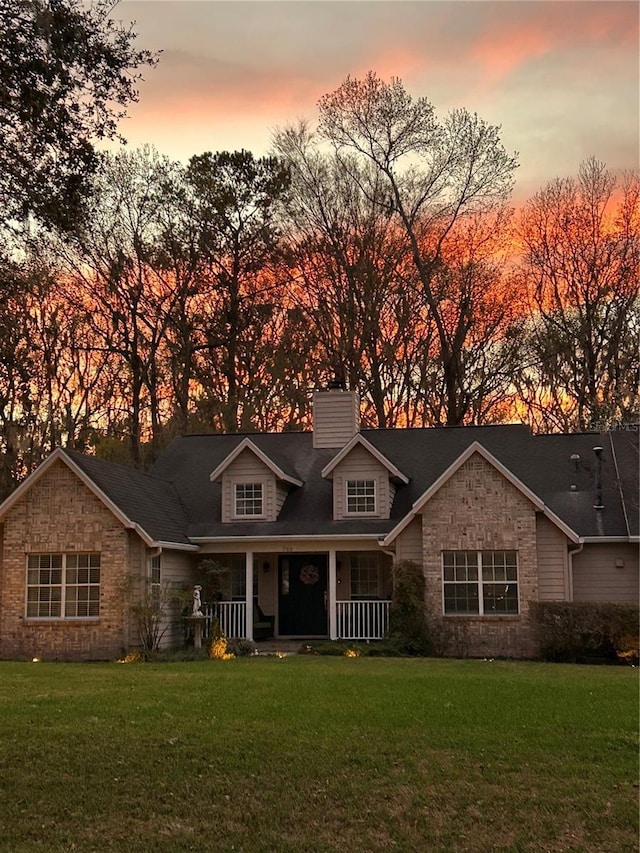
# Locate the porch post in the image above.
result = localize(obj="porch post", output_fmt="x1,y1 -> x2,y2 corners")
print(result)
245,551 -> 254,640
328,549 -> 337,640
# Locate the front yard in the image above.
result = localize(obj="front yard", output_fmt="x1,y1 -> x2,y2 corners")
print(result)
0,657 -> 637,852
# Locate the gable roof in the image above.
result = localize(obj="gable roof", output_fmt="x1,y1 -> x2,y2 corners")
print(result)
0,448 -> 195,549
321,433 -> 410,483
209,437 -> 304,487
2,424 -> 636,547
382,442 -> 579,546
149,425 -> 636,543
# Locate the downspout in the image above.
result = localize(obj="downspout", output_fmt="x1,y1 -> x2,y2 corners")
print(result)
567,543 -> 583,601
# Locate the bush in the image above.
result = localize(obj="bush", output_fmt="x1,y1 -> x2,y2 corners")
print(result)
387,560 -> 431,656
299,641 -> 361,656
530,601 -> 639,664
226,638 -> 257,657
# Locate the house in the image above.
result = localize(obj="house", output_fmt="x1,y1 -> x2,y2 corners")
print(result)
0,389 -> 637,661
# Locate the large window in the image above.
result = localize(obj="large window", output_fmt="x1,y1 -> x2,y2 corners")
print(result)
234,483 -> 263,517
26,553 -> 100,619
346,480 -> 376,514
442,551 -> 518,615
350,554 -> 380,599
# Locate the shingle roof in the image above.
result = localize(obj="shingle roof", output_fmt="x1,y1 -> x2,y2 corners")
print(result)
3,421 -> 635,548
62,448 -> 192,547
144,424 -> 638,543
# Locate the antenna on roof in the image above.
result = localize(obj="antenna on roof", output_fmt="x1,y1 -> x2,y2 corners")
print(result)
593,446 -> 604,511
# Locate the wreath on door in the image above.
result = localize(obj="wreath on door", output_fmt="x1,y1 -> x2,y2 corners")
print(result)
299,563 -> 320,585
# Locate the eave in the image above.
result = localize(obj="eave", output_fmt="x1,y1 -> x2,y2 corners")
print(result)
0,449 -> 196,551
209,437 -> 303,487
382,441 -> 580,546
321,433 -> 409,483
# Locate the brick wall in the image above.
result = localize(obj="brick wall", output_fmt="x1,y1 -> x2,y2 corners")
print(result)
421,453 -> 540,659
0,459 -> 137,661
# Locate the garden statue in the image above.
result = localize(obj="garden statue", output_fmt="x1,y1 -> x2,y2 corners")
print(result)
192,585 -> 203,617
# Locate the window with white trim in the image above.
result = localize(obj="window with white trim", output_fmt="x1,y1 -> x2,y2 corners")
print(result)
225,556 -> 258,601
234,482 -> 264,517
26,553 -> 100,619
442,551 -> 518,615
350,553 -> 380,599
150,554 -> 161,605
346,479 -> 376,514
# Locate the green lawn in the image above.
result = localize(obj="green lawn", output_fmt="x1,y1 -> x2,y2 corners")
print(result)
0,657 -> 637,852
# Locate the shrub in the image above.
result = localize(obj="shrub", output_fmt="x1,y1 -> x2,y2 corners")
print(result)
530,601 -> 639,664
387,560 -> 431,656
226,638 -> 257,657
207,618 -> 233,659
299,641 -> 354,656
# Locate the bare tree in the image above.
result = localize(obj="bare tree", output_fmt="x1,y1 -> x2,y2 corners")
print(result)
274,124 -> 430,427
516,159 -> 639,431
56,147 -> 186,465
316,72 -> 519,424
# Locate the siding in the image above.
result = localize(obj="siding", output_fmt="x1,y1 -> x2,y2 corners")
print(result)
312,390 -> 360,448
573,543 -> 639,603
158,549 -> 196,648
221,449 -> 277,522
332,444 -> 392,520
395,517 -> 424,564
536,515 -> 570,600
275,483 -> 289,515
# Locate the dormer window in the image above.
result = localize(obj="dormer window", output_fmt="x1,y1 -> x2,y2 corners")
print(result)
234,482 -> 264,517
346,479 -> 376,514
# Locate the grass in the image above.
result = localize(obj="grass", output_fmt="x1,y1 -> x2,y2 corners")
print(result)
0,657 -> 637,852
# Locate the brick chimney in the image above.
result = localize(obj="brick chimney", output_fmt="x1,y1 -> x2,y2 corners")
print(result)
312,389 -> 361,448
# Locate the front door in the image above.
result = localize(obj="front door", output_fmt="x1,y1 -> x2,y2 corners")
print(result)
278,554 -> 328,636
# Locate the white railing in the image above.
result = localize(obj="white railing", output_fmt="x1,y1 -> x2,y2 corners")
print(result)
336,600 -> 391,641
205,601 -> 246,639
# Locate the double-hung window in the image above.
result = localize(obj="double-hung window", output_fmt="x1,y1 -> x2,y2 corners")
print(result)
26,553 -> 101,619
234,483 -> 263,517
226,556 -> 258,602
350,553 -> 380,599
442,550 -> 518,615
346,479 -> 376,514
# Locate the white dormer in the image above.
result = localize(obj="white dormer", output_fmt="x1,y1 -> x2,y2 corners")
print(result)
321,434 -> 408,521
209,438 -> 303,523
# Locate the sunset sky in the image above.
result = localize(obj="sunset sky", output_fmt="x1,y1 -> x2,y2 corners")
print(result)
112,0 -> 639,202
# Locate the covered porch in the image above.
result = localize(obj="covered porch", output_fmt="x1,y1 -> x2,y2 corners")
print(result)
198,546 -> 393,642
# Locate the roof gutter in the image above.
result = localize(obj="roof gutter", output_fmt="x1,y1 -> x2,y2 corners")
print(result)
189,533 -> 386,544
151,540 -> 199,552
579,536 -> 636,543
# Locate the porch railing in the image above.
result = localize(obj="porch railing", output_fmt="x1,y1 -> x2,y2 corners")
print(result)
336,600 -> 391,641
204,599 -> 391,642
204,601 -> 246,639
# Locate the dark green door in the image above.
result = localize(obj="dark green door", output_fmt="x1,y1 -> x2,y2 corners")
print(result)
278,554 -> 328,636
